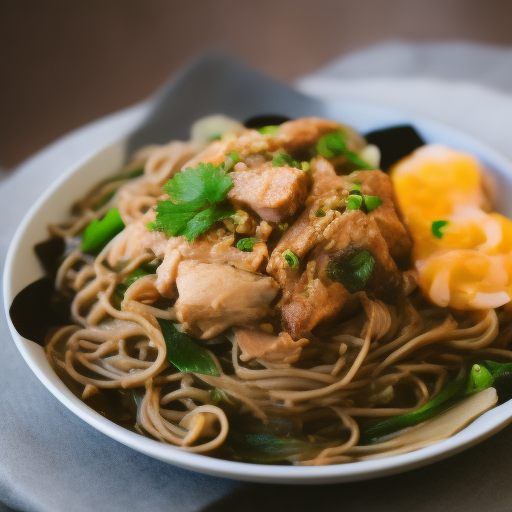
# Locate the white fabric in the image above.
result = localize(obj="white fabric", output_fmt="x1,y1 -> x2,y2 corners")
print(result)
3,41 -> 512,512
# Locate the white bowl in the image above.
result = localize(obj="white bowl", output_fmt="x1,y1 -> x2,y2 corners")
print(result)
5,55 -> 512,484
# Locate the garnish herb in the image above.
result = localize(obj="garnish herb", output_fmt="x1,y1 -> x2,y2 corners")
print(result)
82,208 -> 125,254
157,319 -> 219,376
316,131 -> 374,170
325,249 -> 376,293
282,249 -> 299,269
237,237 -> 261,252
346,195 -> 363,211
363,195 -> 383,212
147,163 -> 234,242
316,208 -> 326,218
271,152 -> 300,168
432,219 -> 449,239
258,125 -> 280,136
301,161 -> 310,172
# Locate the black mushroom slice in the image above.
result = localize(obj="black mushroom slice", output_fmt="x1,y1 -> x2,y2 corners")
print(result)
243,114 -> 292,129
9,277 -> 72,346
364,125 -> 426,172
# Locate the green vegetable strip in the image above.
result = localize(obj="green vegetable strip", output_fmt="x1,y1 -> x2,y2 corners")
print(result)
226,432 -> 313,463
157,319 -> 219,376
361,362 -> 500,445
258,125 -> 280,136
81,208 -> 125,254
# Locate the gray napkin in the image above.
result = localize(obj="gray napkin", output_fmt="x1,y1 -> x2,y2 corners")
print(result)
3,43 -> 512,512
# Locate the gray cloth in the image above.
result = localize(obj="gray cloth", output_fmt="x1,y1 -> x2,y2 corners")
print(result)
3,42 -> 512,512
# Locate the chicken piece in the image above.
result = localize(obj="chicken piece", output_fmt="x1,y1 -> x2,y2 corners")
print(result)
234,328 -> 308,365
351,170 -> 412,262
268,209 -> 403,339
277,117 -> 367,155
228,165 -> 309,222
175,261 -> 280,339
311,156 -> 351,197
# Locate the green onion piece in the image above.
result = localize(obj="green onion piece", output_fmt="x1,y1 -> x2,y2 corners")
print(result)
237,237 -> 261,252
301,161 -> 310,172
271,152 -> 300,168
157,319 -> 219,376
360,377 -> 466,444
316,208 -> 326,218
282,249 -> 299,269
81,208 -> 125,254
223,152 -> 239,172
208,133 -> 222,141
481,360 -> 512,379
432,219 -> 449,239
350,181 -> 362,191
346,194 -> 363,211
465,364 -> 494,395
316,131 -> 373,170
364,195 -> 383,212
258,125 -> 280,136
325,249 -> 375,293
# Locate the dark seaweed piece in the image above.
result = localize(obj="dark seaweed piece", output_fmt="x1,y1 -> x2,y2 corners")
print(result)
34,237 -> 66,276
364,125 -> 426,171
493,372 -> 512,404
9,277 -> 72,346
243,114 -> 292,129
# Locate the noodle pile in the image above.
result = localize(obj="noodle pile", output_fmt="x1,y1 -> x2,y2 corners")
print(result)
44,119 -> 512,465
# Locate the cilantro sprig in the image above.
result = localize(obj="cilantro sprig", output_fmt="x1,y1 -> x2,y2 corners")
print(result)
147,163 -> 234,242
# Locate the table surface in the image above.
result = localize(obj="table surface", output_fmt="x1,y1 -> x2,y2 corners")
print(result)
2,0 -> 512,169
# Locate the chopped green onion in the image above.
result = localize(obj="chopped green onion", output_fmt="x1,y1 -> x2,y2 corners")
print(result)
316,208 -> 326,218
208,133 -> 222,141
325,249 -> 375,293
282,249 -> 299,269
277,223 -> 289,232
350,181 -> 362,191
157,319 -> 219,376
432,219 -> 449,239
465,364 -> 494,395
258,125 -> 280,136
346,194 -> 363,210
301,161 -> 310,172
236,237 -> 261,252
364,195 -> 383,212
316,131 -> 374,170
223,151 -> 239,172
81,208 -> 125,254
271,152 -> 300,168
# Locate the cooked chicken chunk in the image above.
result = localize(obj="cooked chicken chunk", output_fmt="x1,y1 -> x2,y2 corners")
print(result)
234,328 -> 308,365
228,165 -> 309,222
351,170 -> 412,262
175,261 -> 280,339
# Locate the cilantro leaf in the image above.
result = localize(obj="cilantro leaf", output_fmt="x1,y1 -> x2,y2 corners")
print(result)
147,201 -> 198,237
183,206 -> 234,242
149,163 -> 234,242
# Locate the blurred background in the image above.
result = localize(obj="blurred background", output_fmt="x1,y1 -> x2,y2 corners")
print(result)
2,0 -> 512,170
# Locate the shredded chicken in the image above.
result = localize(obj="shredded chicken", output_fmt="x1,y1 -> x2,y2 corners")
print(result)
234,328 -> 308,365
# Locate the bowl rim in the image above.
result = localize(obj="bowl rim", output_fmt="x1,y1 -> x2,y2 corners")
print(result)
5,97 -> 512,484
